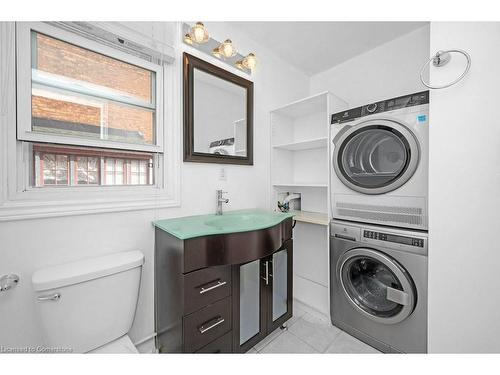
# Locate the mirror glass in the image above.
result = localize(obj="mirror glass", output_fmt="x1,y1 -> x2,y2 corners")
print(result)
193,69 -> 247,157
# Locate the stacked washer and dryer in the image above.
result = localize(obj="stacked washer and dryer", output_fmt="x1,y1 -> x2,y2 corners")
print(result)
329,91 -> 429,353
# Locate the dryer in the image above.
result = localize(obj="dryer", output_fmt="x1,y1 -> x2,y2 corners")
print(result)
330,91 -> 429,230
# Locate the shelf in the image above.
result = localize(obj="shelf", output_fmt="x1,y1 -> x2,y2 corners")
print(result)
290,210 -> 329,226
273,183 -> 328,188
272,137 -> 328,151
271,92 -> 329,118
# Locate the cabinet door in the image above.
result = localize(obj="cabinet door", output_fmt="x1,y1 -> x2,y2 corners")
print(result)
232,259 -> 267,352
267,240 -> 293,332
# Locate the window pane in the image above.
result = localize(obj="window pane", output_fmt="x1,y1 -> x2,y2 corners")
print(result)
105,158 -> 115,172
31,32 -> 156,146
43,169 -> 56,185
115,159 -> 123,172
130,172 -> 139,185
88,157 -> 98,171
43,154 -> 55,169
56,169 -> 68,185
115,172 -> 124,185
32,144 -> 153,188
34,32 -> 154,103
76,156 -> 88,170
88,171 -> 99,185
131,160 -> 139,172
56,155 -> 68,170
31,91 -> 155,145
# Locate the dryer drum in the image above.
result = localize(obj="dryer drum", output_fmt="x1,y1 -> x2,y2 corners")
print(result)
333,119 -> 420,195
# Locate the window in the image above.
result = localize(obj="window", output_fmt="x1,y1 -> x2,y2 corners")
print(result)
16,22 -> 165,189
0,22 -> 180,221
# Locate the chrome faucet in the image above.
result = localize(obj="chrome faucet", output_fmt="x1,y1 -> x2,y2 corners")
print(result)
216,190 -> 229,215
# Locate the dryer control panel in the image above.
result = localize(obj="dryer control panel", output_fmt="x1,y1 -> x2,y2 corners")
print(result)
331,90 -> 429,124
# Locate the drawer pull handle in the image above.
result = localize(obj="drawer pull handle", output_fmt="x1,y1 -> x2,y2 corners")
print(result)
199,280 -> 227,294
262,261 -> 269,285
198,316 -> 225,334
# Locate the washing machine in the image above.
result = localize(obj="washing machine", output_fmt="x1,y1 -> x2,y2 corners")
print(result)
208,137 -> 235,155
330,220 -> 428,353
330,91 -> 429,230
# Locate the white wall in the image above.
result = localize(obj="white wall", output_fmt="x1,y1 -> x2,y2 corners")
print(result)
0,22 -> 310,352
428,22 -> 500,353
309,25 -> 430,106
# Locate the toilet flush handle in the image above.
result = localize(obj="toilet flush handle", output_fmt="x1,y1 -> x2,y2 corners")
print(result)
37,293 -> 61,302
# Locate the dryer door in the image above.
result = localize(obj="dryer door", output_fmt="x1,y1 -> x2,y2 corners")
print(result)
337,248 -> 416,325
332,119 -> 419,195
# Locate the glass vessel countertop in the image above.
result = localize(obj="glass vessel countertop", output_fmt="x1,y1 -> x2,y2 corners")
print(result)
153,209 -> 294,240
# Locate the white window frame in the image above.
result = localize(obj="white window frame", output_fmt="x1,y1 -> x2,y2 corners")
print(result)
0,22 -> 181,221
17,22 -> 164,153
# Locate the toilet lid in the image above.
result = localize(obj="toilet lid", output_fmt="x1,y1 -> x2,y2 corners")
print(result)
88,335 -> 138,354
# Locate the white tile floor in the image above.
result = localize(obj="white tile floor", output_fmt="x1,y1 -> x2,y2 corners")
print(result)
247,301 -> 381,354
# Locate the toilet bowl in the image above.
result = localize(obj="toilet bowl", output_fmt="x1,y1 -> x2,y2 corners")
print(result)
32,250 -> 144,353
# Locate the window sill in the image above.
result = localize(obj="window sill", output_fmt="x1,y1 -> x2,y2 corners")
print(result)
0,191 -> 180,221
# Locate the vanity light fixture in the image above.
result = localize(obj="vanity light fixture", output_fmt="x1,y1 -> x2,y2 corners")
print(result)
213,39 -> 237,59
236,53 -> 258,71
188,22 -> 209,44
182,22 -> 254,75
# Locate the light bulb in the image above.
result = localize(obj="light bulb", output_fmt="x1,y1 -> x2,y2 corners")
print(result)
190,22 -> 209,44
212,47 -> 222,58
235,60 -> 245,70
219,39 -> 237,58
184,33 -> 193,45
243,53 -> 257,70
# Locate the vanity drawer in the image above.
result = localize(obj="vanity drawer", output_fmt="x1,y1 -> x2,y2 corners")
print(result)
195,331 -> 233,353
183,297 -> 232,353
183,266 -> 232,315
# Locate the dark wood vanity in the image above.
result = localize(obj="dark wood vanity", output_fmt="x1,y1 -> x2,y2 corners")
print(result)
154,218 -> 293,353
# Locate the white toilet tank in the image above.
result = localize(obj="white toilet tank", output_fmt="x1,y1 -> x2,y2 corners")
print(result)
32,251 -> 144,353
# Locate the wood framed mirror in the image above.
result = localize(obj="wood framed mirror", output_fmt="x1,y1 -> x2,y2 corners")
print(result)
183,53 -> 254,165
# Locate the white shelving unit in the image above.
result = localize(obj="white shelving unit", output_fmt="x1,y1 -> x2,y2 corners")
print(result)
270,91 -> 348,317
272,137 -> 328,151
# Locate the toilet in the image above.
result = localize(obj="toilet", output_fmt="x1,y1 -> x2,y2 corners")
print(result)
32,250 -> 144,353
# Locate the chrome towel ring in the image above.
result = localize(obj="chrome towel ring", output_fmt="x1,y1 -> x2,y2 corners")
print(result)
420,49 -> 471,89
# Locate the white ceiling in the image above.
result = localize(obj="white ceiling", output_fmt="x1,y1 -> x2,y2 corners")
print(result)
232,22 -> 428,76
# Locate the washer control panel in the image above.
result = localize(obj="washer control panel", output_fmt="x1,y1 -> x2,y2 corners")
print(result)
363,230 -> 424,248
331,221 -> 428,255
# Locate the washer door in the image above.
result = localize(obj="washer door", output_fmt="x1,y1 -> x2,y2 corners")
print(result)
333,119 -> 420,195
337,248 -> 416,324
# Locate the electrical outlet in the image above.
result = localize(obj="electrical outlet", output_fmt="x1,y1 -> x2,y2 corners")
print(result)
219,168 -> 227,181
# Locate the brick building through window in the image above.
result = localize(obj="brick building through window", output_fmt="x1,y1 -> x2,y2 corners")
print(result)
31,32 -> 155,146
